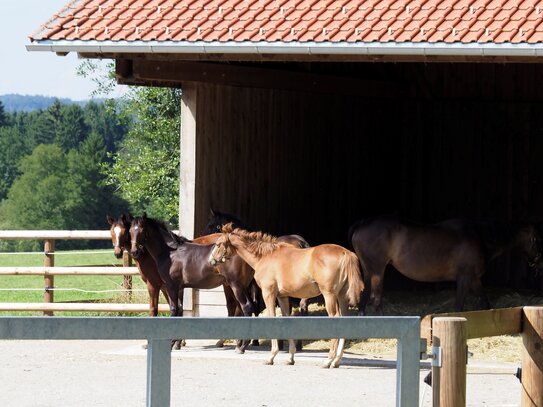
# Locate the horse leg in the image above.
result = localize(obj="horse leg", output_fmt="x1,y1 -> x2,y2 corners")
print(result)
168,286 -> 186,350
470,275 -> 491,310
321,292 -> 342,368
147,281 -> 160,317
216,285 -> 239,348
229,283 -> 256,354
277,297 -> 296,365
262,290 -> 279,365
370,274 -> 385,316
455,274 -> 470,311
357,258 -> 386,315
295,298 -> 310,351
329,297 -> 350,368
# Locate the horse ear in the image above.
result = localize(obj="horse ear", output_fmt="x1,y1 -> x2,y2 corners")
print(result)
126,213 -> 134,222
106,215 -> 115,225
142,212 -> 148,220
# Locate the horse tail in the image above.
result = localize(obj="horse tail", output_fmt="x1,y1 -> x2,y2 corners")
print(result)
341,250 -> 365,307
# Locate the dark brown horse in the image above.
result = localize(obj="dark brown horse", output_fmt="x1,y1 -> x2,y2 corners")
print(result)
210,224 -> 364,368
129,213 -> 258,353
107,213 -> 169,317
349,216 -> 543,314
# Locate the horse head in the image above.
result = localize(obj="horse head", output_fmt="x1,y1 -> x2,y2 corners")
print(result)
107,213 -> 133,259
201,209 -> 247,236
209,230 -> 235,266
517,223 -> 543,269
129,213 -> 149,260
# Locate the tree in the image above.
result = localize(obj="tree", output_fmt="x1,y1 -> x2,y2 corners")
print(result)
0,101 -> 7,126
55,104 -> 89,151
0,126 -> 27,200
104,87 -> 181,223
78,60 -> 181,224
0,141 -> 129,250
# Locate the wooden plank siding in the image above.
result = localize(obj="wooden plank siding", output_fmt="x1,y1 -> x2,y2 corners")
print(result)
180,62 -> 543,290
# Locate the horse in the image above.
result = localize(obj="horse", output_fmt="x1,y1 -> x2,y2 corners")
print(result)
209,224 -> 364,368
349,216 -> 543,315
438,218 -> 543,266
129,213 -> 258,353
203,209 -> 313,313
203,209 -> 313,350
107,213 -> 169,317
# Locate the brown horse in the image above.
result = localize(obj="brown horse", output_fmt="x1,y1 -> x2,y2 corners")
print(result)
349,216 -> 543,315
107,214 -> 169,317
130,213 -> 260,353
108,213 -> 254,350
209,224 -> 364,368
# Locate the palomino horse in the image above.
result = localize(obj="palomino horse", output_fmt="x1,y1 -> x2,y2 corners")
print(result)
349,216 -> 543,315
209,224 -> 364,368
203,209 -> 313,312
129,213 -> 258,353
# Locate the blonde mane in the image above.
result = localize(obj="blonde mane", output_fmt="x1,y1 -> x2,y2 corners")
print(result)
221,223 -> 284,257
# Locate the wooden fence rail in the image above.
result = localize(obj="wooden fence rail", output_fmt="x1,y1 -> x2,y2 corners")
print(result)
0,230 -> 149,315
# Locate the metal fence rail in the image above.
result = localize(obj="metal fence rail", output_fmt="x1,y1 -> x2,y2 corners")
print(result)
0,315 -> 421,407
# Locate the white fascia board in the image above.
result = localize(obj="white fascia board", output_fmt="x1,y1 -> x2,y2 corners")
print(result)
26,40 -> 543,57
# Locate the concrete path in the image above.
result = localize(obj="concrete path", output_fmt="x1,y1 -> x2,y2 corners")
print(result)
0,340 -> 522,407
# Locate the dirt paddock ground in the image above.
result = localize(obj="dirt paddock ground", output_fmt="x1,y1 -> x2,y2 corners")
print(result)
0,339 -> 522,407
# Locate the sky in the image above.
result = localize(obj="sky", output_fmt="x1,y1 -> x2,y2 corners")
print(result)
0,1 -> 125,101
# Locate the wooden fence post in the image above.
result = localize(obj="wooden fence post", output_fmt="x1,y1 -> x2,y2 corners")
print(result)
432,317 -> 467,407
521,306 -> 543,407
122,250 -> 133,300
43,239 -> 55,316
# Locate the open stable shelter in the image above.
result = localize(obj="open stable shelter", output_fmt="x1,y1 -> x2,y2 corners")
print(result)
29,0 -> 543,297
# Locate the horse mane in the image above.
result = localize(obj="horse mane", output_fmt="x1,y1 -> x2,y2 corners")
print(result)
222,223 -> 283,257
140,216 -> 191,248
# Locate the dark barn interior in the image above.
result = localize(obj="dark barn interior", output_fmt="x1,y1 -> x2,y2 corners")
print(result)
185,61 -> 543,291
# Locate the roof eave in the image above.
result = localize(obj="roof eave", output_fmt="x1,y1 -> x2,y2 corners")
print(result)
26,40 -> 543,57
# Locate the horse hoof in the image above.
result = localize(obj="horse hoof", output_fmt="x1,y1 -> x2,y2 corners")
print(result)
330,362 -> 340,369
321,361 -> 332,369
263,360 -> 274,366
235,347 -> 245,354
286,360 -> 295,366
215,340 -> 225,348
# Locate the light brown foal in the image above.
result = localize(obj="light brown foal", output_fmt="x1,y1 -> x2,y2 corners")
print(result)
210,224 -> 364,368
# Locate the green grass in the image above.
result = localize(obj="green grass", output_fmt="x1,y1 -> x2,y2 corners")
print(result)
0,249 -> 154,316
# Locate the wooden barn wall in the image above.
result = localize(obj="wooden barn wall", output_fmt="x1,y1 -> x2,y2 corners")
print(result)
192,63 -> 543,289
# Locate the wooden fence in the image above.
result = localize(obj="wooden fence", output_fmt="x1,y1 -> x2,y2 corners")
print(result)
0,230 -> 174,315
422,306 -> 543,407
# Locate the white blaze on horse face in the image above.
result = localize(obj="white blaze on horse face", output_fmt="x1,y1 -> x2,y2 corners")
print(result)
113,226 -> 121,247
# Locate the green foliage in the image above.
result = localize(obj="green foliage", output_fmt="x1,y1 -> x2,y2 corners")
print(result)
105,87 -> 181,224
0,101 -> 7,126
0,98 -> 130,251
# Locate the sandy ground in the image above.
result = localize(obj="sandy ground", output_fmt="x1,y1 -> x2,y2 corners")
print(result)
0,339 -> 522,407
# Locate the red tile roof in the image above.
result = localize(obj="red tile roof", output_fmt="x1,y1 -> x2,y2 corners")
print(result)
29,0 -> 543,44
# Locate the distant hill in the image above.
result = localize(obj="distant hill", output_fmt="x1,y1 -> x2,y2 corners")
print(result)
0,94 -> 102,112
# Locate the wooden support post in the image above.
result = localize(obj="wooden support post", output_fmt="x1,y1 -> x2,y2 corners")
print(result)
521,306 -> 543,407
122,250 -> 133,300
432,317 -> 467,407
179,82 -> 198,240
43,239 -> 55,316
179,83 -> 198,317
